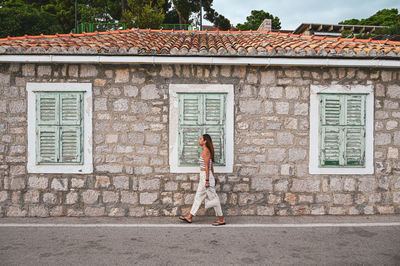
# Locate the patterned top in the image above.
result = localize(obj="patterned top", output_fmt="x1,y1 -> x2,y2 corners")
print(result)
199,157 -> 212,170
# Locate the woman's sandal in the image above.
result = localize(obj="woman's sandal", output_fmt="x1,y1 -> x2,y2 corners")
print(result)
179,216 -> 192,223
211,220 -> 226,226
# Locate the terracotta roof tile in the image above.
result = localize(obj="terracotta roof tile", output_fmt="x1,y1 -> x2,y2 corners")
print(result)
0,28 -> 399,58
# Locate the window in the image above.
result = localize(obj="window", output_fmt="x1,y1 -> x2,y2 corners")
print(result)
178,93 -> 226,166
319,94 -> 366,167
27,83 -> 93,174
309,85 -> 373,174
169,84 -> 234,173
36,92 -> 83,164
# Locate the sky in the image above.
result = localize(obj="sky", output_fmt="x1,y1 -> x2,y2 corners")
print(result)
206,0 -> 400,30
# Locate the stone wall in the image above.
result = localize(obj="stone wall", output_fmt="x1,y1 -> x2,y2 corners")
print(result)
0,63 -> 399,217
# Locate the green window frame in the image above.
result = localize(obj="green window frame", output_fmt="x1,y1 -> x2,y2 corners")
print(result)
319,93 -> 366,167
36,92 -> 83,165
178,93 -> 226,166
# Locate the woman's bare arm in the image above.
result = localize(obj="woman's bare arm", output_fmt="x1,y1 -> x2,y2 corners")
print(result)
203,149 -> 211,184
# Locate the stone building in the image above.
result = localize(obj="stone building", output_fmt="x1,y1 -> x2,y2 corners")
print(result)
0,29 -> 399,217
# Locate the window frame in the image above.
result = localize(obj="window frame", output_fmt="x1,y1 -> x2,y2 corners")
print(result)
169,84 -> 234,173
27,83 -> 93,174
309,85 -> 374,175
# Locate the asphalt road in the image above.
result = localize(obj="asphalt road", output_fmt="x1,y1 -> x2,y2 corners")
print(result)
1,215 -> 400,266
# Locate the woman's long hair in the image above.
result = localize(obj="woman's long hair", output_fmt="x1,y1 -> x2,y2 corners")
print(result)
202,134 -> 215,162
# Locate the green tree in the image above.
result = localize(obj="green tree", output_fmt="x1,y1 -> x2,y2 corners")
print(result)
339,8 -> 400,26
0,0 -> 63,38
164,0 -> 231,30
121,0 -> 165,29
236,10 -> 281,31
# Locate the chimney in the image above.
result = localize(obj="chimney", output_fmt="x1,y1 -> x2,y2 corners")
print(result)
257,19 -> 272,32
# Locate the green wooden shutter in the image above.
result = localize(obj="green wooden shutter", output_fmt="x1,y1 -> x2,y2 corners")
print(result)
179,127 -> 202,165
60,93 -> 81,125
178,93 -> 227,166
179,94 -> 201,125
60,126 -> 82,163
344,127 -> 365,166
37,126 -> 59,163
204,94 -> 226,125
36,92 -> 83,165
319,94 -> 366,167
59,93 -> 83,164
178,94 -> 202,165
204,126 -> 225,165
36,93 -> 59,125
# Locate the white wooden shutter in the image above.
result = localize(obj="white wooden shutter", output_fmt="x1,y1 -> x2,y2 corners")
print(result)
60,93 -> 81,125
37,93 -> 59,125
60,126 -> 82,163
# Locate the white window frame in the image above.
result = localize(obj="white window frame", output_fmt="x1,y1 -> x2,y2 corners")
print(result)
169,84 -> 234,173
27,83 -> 93,174
309,84 -> 374,174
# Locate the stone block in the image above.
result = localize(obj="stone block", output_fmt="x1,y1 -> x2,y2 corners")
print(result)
264,101 -> 273,113
269,87 -> 283,99
80,65 -> 98,77
256,206 -> 274,216
267,148 -> 286,162
9,100 -> 25,113
129,207 -> 145,217
388,147 -> 399,159
387,84 -> 400,99
115,69 -> 129,83
29,205 -> 48,217
285,87 -> 300,99
238,193 -> 256,206
51,178 -> 68,191
140,192 -> 158,204
251,177 -> 272,191
333,193 -> 353,205
233,183 -> 250,192
0,191 -> 8,202
113,99 -> 129,111
123,85 -> 138,97
291,178 -> 320,192
10,178 -> 25,190
108,208 -> 126,217
94,98 -> 107,111
359,178 -> 376,192
328,207 -> 345,215
28,176 -> 48,189
160,65 -> 174,78
275,102 -> 290,114
141,84 -> 159,100
95,176 -> 110,188
43,193 -> 57,204
82,190 -> 99,204
103,191 -> 119,203
95,164 -> 123,173
71,178 -> 85,188
85,207 -> 105,216
259,165 -> 279,175
24,190 -> 40,203
37,65 -> 51,76
294,103 -> 308,116
66,192 -> 78,204
239,100 -> 261,114
135,166 -> 153,175
139,178 -> 160,191
311,206 -> 325,215
260,71 -> 275,85
375,133 -> 391,145
121,191 -> 138,204
377,206 -> 394,214
274,179 -> 289,192
277,132 -> 294,145
113,176 -> 129,189
344,178 -> 356,191
22,64 -> 35,76
7,205 -> 27,217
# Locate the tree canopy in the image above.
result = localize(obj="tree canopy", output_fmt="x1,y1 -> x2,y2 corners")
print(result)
0,0 -> 232,37
339,8 -> 400,38
236,10 -> 281,31
339,8 -> 400,27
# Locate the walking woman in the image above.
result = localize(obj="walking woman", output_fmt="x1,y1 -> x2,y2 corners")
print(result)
179,134 -> 226,226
